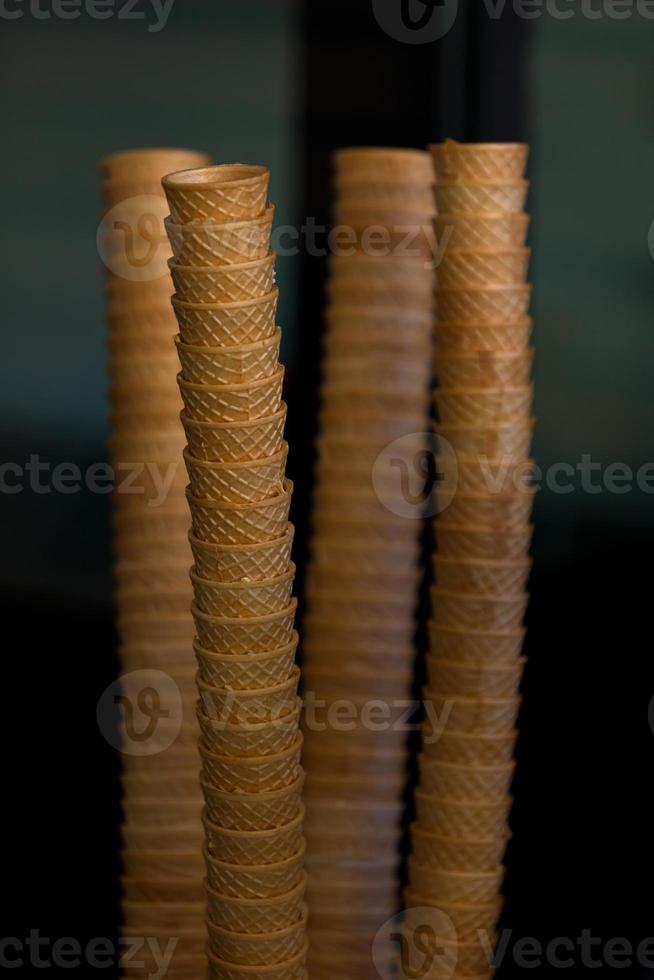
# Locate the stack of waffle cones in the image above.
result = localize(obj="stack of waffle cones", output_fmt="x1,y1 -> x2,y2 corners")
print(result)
404,141 -> 533,977
162,165 -> 308,979
302,148 -> 436,979
102,147 -> 211,978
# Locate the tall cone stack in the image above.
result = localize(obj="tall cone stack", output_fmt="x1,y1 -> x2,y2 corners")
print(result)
102,147 -> 211,978
301,148 -> 436,979
404,141 -> 533,977
162,165 -> 308,979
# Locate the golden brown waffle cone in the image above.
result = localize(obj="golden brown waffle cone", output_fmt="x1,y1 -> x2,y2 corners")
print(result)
177,329 -> 281,385
204,807 -> 305,866
336,181 -> 435,212
122,822 -> 203,850
431,587 -> 528,630
424,656 -> 525,698
184,447 -> 288,505
192,600 -> 297,654
123,850 -> 205,880
121,900 -> 205,932
172,290 -> 278,347
434,349 -> 534,387
430,140 -> 528,181
435,212 -> 529,249
201,737 -> 303,795
190,525 -> 293,582
421,729 -> 518,767
195,634 -> 298,690
434,317 -> 532,353
436,180 -> 528,215
206,908 -> 307,965
437,247 -> 530,287
206,873 -> 306,931
302,665 -> 412,701
408,859 -> 504,907
166,208 -> 274,266
197,667 -> 299,726
437,284 -> 532,322
163,164 -> 269,224
188,479 -> 292,545
207,945 -> 308,979
179,364 -> 284,423
434,522 -> 533,561
433,555 -> 531,595
182,406 -> 287,463
205,843 -> 305,898
417,756 -> 515,801
122,773 -> 201,801
411,824 -> 510,872
202,776 -> 305,834
414,792 -> 511,840
334,146 -> 433,182
197,701 -> 302,758
435,385 -> 532,424
422,694 -> 521,736
436,418 -> 534,457
440,489 -> 535,530
171,254 -> 275,304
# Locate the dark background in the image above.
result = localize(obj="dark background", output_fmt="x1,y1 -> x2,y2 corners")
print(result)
1,0 -> 653,976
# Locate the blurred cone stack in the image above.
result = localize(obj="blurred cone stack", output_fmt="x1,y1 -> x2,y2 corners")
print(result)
405,141 -> 534,974
163,164 -> 308,978
101,147 -> 211,978
302,148 -> 436,978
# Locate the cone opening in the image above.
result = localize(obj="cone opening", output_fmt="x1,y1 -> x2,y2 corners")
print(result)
163,163 -> 268,190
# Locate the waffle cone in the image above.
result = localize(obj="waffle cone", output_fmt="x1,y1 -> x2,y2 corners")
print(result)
190,525 -> 293,582
422,694 -> 520,736
437,247 -> 530,287
172,290 -> 278,347
302,619 -> 415,657
435,385 -> 532,425
105,276 -> 173,310
206,909 -> 307,966
205,842 -> 305,899
309,537 -> 417,575
327,274 -> 434,311
440,489 -> 536,530
436,418 -> 534,457
417,756 -> 515,801
430,140 -> 528,181
101,176 -> 172,209
335,181 -> 435,212
163,164 -> 269,224
435,212 -> 529,249
325,306 -> 432,351
121,822 -> 203,850
202,775 -> 305,833
188,479 -> 292,545
198,666 -> 299,725
166,207 -> 274,266
334,146 -> 433,182
179,365 -> 284,424
305,590 -> 417,626
431,587 -> 528,630
177,328 -> 281,385
317,411 -> 428,442
429,622 -> 525,664
197,700 -> 302,757
437,284 -> 531,323
302,799 -> 402,838
122,850 -> 204,881
408,859 -> 504,907
422,728 -> 517,766
435,317 -> 532,354
195,634 -> 297,690
434,522 -> 533,561
306,564 -> 420,601
425,657 -> 525,698
114,559 -> 191,593
171,254 -> 275,304
201,736 -> 303,795
204,807 -> 305,866
182,406 -> 287,464
433,555 -> 531,595
122,773 -> 201,801
192,563 -> 294,618
192,599 -> 297,654
122,797 -> 202,828
320,381 -> 429,417
121,900 -> 205,933
434,349 -> 533,387
185,447 -> 288,505
302,666 -> 412,702
301,740 -> 406,779
436,180 -> 528,215
414,791 -> 511,838
410,824 -> 510,872
206,944 -> 307,979
321,351 -> 431,390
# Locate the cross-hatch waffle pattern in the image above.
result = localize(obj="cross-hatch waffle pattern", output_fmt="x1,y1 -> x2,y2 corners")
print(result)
302,147 -> 436,980
163,164 -> 308,979
403,140 -> 534,980
102,147 -> 211,980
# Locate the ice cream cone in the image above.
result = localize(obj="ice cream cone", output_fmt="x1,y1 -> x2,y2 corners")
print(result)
300,740 -> 406,779
422,694 -> 521,736
202,775 -> 305,833
433,555 -> 531,595
302,666 -> 413,701
122,797 -> 202,828
303,772 -> 406,804
122,850 -> 204,880
121,822 -> 203,850
417,756 -> 515,801
431,588 -> 529,631
429,622 -> 525,664
437,284 -> 531,323
434,318 -> 532,354
113,559 -> 191,593
306,564 -> 420,600
422,728 -> 517,767
434,522 -> 533,561
204,806 -> 305,866
201,737 -> 303,795
324,306 -> 432,352
408,859 -> 504,906
410,824 -> 510,872
316,411 -> 428,442
334,180 -> 435,212
435,212 -> 529,249
188,479 -> 292,545
327,272 -> 434,310
437,247 -> 530,287
205,842 -> 305,899
304,590 -> 417,626
163,164 -> 269,224
182,406 -> 287,464
197,701 -> 302,758
122,773 -> 201,802
206,943 -> 307,978
430,140 -> 528,181
185,447 -> 288,505
434,350 -> 533,390
195,634 -> 297,691
309,537 -> 416,575
172,290 -> 278,348
170,254 -> 276,305
176,329 -> 281,385
435,385 -> 533,425
436,419 -> 534,457
206,909 -> 307,966
424,657 -> 525,698
192,599 -> 297,654
189,525 -> 293,582
321,351 -> 431,390
179,365 -> 284,424
191,563 -> 294,618
302,799 -> 403,838
334,147 -> 433,183
414,791 -> 511,838
198,667 -> 299,725
166,207 -> 274,266
436,180 -> 528,215
440,489 -> 536,530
